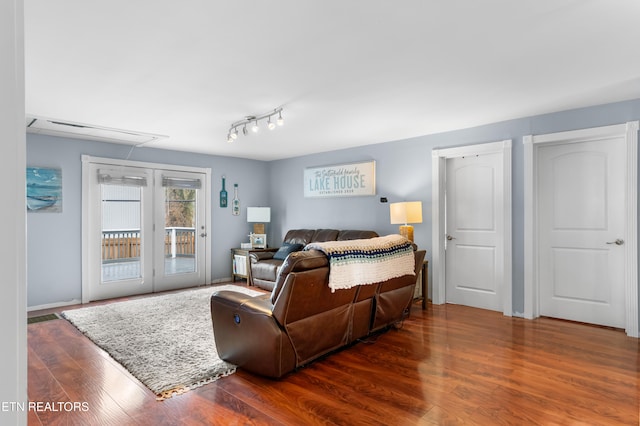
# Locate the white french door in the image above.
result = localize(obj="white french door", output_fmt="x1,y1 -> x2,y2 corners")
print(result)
153,170 -> 207,292
82,156 -> 210,302
89,165 -> 154,300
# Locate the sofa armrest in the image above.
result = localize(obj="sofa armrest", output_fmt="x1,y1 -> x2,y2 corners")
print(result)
250,251 -> 275,262
210,291 -> 296,378
211,290 -> 271,310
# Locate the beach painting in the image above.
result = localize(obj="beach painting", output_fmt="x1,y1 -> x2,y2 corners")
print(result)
27,167 -> 62,212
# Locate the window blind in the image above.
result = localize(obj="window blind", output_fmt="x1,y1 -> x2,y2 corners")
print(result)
162,176 -> 202,189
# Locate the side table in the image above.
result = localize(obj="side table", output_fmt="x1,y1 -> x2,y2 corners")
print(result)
230,247 -> 277,284
413,260 -> 429,310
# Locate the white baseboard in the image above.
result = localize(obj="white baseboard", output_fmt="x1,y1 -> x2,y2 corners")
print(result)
28,280 -> 235,312
211,277 -> 233,284
28,299 -> 82,312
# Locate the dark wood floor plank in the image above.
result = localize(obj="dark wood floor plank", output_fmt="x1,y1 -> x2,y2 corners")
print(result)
179,383 -> 285,426
28,293 -> 640,425
29,321 -> 144,425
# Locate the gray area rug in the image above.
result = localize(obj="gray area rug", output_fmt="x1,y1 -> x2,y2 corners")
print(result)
62,284 -> 263,399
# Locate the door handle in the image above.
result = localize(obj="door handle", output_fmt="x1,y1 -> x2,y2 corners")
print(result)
200,232 -> 207,238
606,239 -> 624,245
446,235 -> 456,241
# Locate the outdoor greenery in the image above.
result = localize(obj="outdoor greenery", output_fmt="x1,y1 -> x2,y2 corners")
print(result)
165,188 -> 196,228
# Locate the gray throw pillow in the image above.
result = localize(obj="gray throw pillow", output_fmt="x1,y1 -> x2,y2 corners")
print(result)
273,243 -> 304,260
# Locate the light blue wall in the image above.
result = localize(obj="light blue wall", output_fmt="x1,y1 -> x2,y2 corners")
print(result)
27,98 -> 640,322
268,98 -> 640,316
27,134 -> 268,307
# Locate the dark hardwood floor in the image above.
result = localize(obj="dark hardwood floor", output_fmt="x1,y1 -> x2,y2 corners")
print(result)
27,286 -> 640,425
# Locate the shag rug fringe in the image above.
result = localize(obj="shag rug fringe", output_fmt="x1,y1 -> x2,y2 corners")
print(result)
62,284 -> 262,400
155,367 -> 237,401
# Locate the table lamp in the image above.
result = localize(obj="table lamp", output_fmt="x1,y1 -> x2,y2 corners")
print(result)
390,201 -> 422,242
247,207 -> 271,234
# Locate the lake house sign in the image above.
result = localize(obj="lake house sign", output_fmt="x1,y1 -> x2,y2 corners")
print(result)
303,160 -> 376,198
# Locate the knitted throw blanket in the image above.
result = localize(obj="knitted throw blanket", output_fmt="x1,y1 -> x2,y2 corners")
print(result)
305,234 -> 415,292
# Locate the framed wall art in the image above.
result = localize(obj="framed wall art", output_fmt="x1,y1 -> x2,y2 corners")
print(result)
26,167 -> 62,212
303,160 -> 376,198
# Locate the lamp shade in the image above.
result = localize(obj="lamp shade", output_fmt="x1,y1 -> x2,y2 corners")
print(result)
247,207 -> 271,223
390,201 -> 423,225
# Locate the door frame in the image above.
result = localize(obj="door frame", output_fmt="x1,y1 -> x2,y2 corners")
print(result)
81,155 -> 212,303
523,121 -> 639,337
431,140 -> 513,316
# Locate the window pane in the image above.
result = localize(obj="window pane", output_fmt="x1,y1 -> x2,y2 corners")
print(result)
101,184 -> 142,282
164,187 -> 196,275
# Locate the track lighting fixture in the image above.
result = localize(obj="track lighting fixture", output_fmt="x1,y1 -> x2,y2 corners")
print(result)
227,107 -> 284,143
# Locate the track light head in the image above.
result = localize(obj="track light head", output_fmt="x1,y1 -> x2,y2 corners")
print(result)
277,111 -> 284,126
267,117 -> 276,130
251,120 -> 259,133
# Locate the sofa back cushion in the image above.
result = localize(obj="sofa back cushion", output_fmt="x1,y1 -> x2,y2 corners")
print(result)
271,266 -> 357,367
282,229 -> 379,246
283,229 -> 316,246
271,250 -> 329,303
336,230 -> 379,241
311,229 -> 340,242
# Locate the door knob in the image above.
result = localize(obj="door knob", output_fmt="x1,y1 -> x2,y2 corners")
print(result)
200,232 -> 207,238
606,239 -> 624,245
446,235 -> 456,241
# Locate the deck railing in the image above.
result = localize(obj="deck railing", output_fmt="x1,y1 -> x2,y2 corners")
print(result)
164,227 -> 196,258
101,228 -> 195,261
102,229 -> 141,261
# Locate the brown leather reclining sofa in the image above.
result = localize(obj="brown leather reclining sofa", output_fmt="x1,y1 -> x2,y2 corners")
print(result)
250,229 -> 379,291
210,234 -> 426,378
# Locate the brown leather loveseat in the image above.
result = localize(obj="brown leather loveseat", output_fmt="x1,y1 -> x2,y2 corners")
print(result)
250,229 -> 379,291
210,241 -> 426,378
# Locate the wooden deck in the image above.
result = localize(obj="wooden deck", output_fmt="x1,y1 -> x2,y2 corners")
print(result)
27,289 -> 640,425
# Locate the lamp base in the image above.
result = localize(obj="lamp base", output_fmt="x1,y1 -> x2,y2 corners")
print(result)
253,223 -> 265,234
399,225 -> 414,242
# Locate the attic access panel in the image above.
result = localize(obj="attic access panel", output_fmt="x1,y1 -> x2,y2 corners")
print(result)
26,116 -> 167,145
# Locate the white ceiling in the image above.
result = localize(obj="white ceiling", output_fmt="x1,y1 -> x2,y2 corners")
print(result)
24,0 -> 640,161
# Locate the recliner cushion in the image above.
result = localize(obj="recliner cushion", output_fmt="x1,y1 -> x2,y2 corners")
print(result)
273,243 -> 304,260
251,259 -> 283,282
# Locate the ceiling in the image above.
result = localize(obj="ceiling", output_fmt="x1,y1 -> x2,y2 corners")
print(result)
24,0 -> 640,161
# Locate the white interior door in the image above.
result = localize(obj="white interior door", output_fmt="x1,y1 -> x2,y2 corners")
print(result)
445,152 -> 504,311
537,138 -> 626,328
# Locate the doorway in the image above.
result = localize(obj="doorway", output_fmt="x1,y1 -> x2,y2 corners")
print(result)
432,140 -> 513,316
82,156 -> 211,302
524,122 -> 638,337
